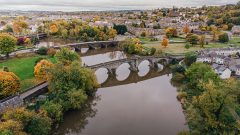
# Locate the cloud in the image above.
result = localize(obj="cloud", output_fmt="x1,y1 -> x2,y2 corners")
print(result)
0,0 -> 238,11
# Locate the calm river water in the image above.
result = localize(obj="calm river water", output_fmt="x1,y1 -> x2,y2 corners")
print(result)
54,48 -> 187,135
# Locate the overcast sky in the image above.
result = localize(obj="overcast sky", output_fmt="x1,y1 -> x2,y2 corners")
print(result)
0,0 -> 239,11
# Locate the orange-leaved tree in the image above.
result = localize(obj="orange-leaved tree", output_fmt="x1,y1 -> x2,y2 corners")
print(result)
34,60 -> 53,80
161,37 -> 169,47
0,71 -> 20,98
183,25 -> 190,34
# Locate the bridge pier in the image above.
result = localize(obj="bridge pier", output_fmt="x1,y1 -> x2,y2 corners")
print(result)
107,68 -> 117,77
74,46 -> 81,52
129,62 -> 139,72
88,44 -> 96,50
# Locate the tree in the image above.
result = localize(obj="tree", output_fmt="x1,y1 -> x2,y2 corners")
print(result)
24,38 -> 31,46
210,25 -> 218,41
199,35 -> 206,48
222,24 -> 228,30
0,120 -> 26,135
161,37 -> 169,47
0,33 -> 17,57
49,24 -> 58,34
185,63 -> 220,96
186,34 -> 199,46
108,28 -> 117,40
165,27 -> 178,38
47,61 -> 99,111
2,107 -> 51,135
141,31 -> 147,37
184,52 -> 197,67
183,25 -> 190,34
218,33 -> 229,43
34,60 -> 53,80
186,79 -> 240,134
0,71 -> 20,98
55,48 -> 80,65
12,21 -> 28,34
113,24 -> 127,35
41,101 -> 63,123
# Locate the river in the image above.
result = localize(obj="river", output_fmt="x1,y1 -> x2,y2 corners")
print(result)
52,47 -> 187,135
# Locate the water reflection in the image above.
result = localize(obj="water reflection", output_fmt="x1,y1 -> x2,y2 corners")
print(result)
116,63 -> 131,81
56,73 -> 187,135
138,60 -> 150,77
54,95 -> 100,135
95,68 -> 109,84
81,51 -> 126,66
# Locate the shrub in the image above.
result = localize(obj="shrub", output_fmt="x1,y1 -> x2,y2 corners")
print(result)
177,91 -> 188,101
37,47 -> 48,55
0,71 -> 20,98
185,43 -> 190,49
3,66 -> 9,72
150,47 -> 156,55
172,72 -> 185,82
47,48 -> 57,57
184,52 -> 197,67
34,60 -> 53,80
218,33 -> 229,43
17,37 -> 25,45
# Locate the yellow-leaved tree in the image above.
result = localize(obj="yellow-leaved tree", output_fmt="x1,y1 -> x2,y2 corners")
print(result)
49,24 -> 58,34
34,60 -> 53,80
0,71 -> 20,98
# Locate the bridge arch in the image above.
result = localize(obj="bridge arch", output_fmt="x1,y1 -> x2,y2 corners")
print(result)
94,68 -> 109,84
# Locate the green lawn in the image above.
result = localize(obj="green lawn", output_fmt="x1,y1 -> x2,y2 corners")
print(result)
142,36 -> 240,55
0,55 -> 56,91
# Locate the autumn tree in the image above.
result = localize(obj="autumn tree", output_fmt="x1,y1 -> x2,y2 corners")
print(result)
183,25 -> 190,34
0,71 -> 20,98
48,61 -> 99,111
186,34 -> 199,46
210,25 -> 218,41
55,48 -> 80,65
186,79 -> 240,134
0,33 -> 17,57
12,21 -> 28,34
222,24 -> 228,30
161,37 -> 169,47
165,27 -> 178,38
34,60 -> 53,80
49,24 -> 58,34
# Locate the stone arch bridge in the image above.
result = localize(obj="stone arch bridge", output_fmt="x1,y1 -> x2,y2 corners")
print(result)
87,55 -> 184,75
54,41 -> 120,51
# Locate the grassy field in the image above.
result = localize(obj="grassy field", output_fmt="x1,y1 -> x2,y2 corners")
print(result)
0,55 -> 56,91
143,36 -> 240,55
